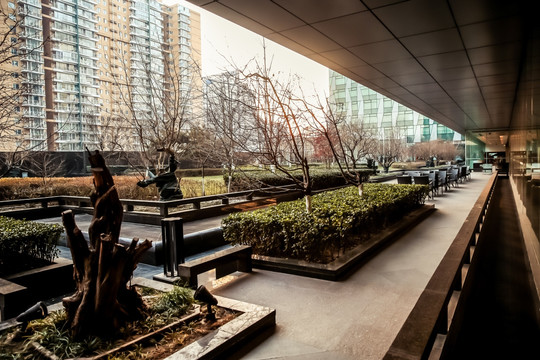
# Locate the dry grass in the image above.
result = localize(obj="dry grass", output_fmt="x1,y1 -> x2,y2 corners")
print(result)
0,176 -> 227,201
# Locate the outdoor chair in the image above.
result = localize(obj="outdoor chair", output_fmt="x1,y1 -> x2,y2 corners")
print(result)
428,171 -> 438,196
438,170 -> 448,192
413,175 -> 433,199
397,175 -> 413,184
460,166 -> 468,182
449,168 -> 460,187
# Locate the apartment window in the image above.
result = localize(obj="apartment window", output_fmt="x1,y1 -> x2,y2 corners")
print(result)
13,83 -> 19,89
11,48 -> 17,55
12,60 -> 18,66
8,2 -> 15,9
11,37 -> 17,43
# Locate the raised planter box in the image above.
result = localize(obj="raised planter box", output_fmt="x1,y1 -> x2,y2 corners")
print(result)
0,257 -> 74,321
0,277 -> 276,360
251,204 -> 436,281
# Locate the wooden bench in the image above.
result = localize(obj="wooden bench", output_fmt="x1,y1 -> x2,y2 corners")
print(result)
178,245 -> 252,288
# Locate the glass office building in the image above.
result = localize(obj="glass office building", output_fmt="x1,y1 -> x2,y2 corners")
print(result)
329,70 -> 463,147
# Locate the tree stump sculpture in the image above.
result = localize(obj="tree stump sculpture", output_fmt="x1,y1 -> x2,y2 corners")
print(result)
61,149 -> 152,339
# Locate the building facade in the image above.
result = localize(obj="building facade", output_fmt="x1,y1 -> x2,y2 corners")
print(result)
329,70 -> 463,146
1,0 -> 201,152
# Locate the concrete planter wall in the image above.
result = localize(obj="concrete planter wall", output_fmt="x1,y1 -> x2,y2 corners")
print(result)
0,257 -> 73,321
0,277 -> 276,360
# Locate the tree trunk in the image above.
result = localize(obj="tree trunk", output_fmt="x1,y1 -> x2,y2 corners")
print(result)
201,164 -> 206,196
305,194 -> 312,213
62,150 -> 151,339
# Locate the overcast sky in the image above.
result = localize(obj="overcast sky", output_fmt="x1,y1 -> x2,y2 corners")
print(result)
175,0 -> 329,97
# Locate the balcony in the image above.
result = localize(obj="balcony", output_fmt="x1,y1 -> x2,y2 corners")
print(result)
21,67 -> 43,75
22,100 -> 45,107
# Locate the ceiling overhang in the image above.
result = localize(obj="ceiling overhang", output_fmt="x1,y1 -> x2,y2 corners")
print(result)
188,0 -> 538,143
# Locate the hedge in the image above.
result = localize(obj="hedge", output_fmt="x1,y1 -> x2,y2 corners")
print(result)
0,216 -> 62,266
0,176 -> 227,200
222,183 -> 428,263
226,168 -> 373,191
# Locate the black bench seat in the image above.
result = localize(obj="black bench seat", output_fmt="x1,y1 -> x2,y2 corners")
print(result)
178,245 -> 252,288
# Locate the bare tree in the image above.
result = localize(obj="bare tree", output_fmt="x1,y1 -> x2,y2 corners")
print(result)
373,127 -> 407,173
21,151 -> 65,185
0,4 -> 33,171
339,121 -> 378,168
409,141 -> 431,162
0,151 -> 25,177
310,132 -> 335,168
409,139 -> 458,165
184,125 -> 218,196
0,3 -> 52,177
433,140 -> 459,163
106,41 -> 201,173
0,3 -> 24,145
204,70 -> 257,192
230,48 -> 315,212
302,96 -> 377,194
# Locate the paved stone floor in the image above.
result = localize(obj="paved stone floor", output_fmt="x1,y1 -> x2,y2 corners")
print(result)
214,174 -> 492,360
53,173 -> 492,359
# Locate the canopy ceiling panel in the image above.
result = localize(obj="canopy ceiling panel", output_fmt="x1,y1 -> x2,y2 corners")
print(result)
189,0 -> 538,139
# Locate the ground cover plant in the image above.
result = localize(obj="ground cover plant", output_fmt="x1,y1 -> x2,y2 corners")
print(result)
0,286 -> 239,360
0,216 -> 62,276
222,183 -> 428,263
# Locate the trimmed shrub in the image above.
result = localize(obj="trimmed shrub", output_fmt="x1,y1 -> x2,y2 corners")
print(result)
227,169 -> 373,191
0,216 -> 62,274
0,175 -> 227,200
222,183 -> 428,263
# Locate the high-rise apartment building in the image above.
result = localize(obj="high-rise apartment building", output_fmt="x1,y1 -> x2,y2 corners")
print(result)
1,0 -> 201,152
329,70 -> 463,145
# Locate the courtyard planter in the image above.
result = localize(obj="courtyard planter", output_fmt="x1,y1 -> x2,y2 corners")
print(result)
223,184 -> 433,280
251,204 -> 435,280
0,278 -> 275,359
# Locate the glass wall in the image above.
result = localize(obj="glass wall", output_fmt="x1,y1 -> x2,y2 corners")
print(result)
507,27 -> 540,295
464,132 -> 485,171
510,129 -> 540,240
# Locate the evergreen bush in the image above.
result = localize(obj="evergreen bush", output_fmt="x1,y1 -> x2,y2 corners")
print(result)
0,216 -> 62,270
222,184 -> 428,263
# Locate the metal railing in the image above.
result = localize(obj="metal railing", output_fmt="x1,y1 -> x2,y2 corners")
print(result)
0,185 -> 302,225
